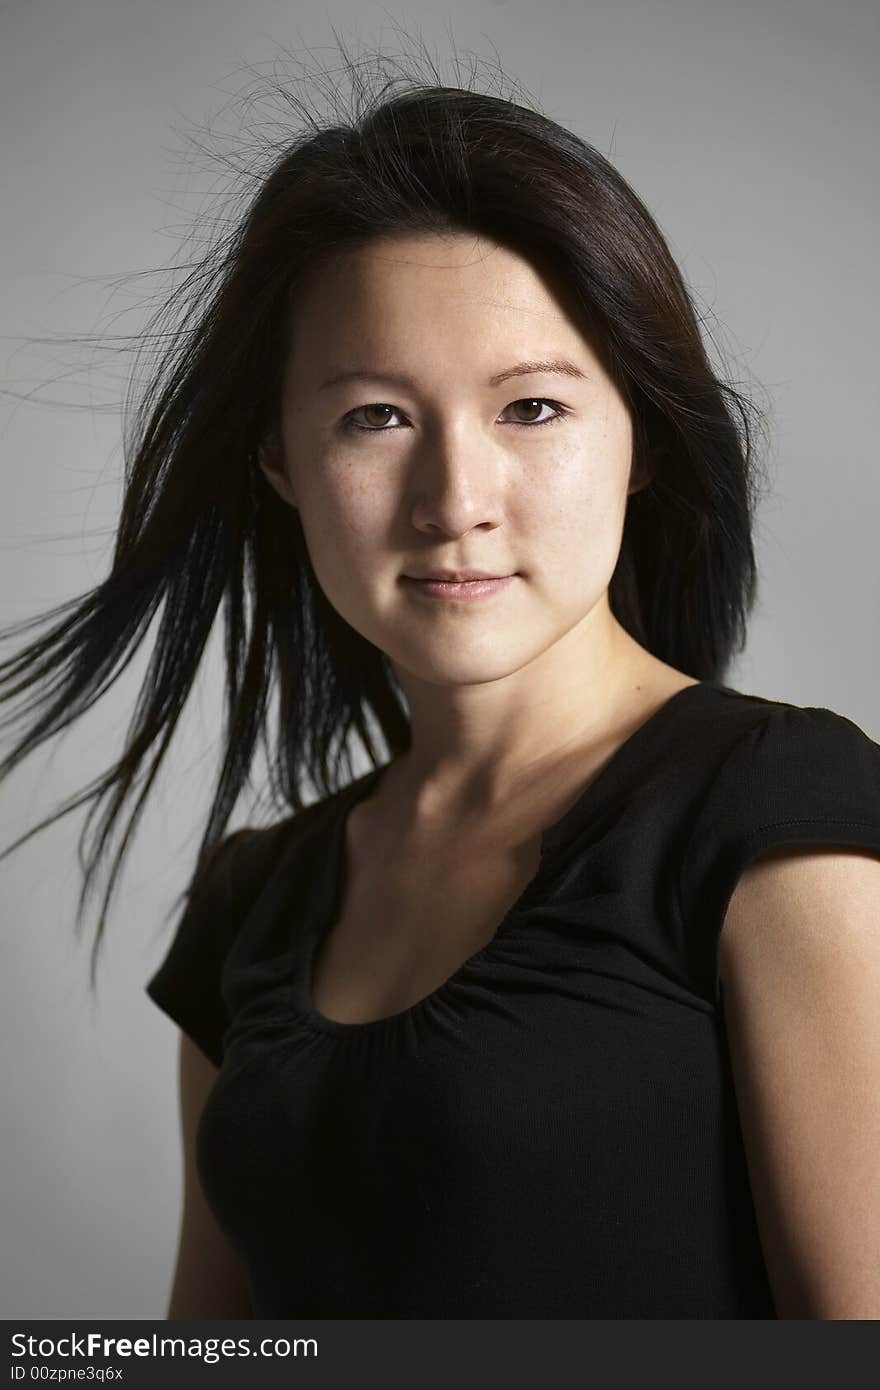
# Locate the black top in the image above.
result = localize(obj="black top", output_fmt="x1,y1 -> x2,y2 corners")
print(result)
145,680 -> 880,1318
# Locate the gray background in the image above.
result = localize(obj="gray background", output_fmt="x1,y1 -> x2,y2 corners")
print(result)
1,0 -> 877,1318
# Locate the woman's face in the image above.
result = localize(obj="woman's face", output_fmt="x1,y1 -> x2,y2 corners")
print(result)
261,232 -> 639,688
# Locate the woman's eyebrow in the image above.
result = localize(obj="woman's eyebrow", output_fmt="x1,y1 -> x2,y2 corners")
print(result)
317,358 -> 590,391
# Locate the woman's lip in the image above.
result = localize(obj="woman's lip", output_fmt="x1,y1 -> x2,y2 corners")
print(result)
401,574 -> 517,601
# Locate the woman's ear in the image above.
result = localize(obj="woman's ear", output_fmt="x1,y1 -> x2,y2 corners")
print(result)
257,433 -> 297,510
627,450 -> 654,497
627,437 -> 669,497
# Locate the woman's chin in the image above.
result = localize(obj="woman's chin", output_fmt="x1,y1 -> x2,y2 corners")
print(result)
387,639 -> 543,689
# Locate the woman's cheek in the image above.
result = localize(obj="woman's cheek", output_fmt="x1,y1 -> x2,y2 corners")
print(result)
304,493 -> 387,604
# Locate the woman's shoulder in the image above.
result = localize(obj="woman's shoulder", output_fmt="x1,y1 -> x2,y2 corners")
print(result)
695,680 -> 880,767
224,766 -> 386,860
673,682 -> 880,1002
174,769 -> 382,923
659,679 -> 879,777
145,768 -> 387,1065
678,681 -> 880,897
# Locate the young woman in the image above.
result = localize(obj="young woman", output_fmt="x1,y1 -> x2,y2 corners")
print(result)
3,69 -> 879,1321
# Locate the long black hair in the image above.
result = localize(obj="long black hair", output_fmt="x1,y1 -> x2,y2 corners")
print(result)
0,41 -> 769,978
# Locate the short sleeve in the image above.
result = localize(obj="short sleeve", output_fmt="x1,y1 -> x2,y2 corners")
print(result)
145,828 -> 262,1067
679,702 -> 880,1003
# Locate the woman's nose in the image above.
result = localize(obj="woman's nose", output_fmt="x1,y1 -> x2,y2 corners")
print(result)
407,424 -> 505,537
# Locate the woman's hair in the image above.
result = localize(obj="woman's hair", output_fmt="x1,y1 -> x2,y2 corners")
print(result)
0,43 -> 769,976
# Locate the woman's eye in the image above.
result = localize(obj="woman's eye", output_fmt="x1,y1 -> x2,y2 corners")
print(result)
343,403 -> 404,431
341,398 -> 567,433
502,398 -> 566,428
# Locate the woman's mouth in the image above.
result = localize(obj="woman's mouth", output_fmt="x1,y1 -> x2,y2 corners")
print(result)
400,574 -> 518,601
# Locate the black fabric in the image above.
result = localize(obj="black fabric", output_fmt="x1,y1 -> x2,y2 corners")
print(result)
145,680 -> 880,1317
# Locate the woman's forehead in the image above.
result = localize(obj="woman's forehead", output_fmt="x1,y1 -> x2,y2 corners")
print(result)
295,233 -> 560,314
285,235 -> 598,384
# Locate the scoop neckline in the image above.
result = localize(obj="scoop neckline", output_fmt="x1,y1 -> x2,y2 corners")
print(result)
293,678 -> 721,1037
